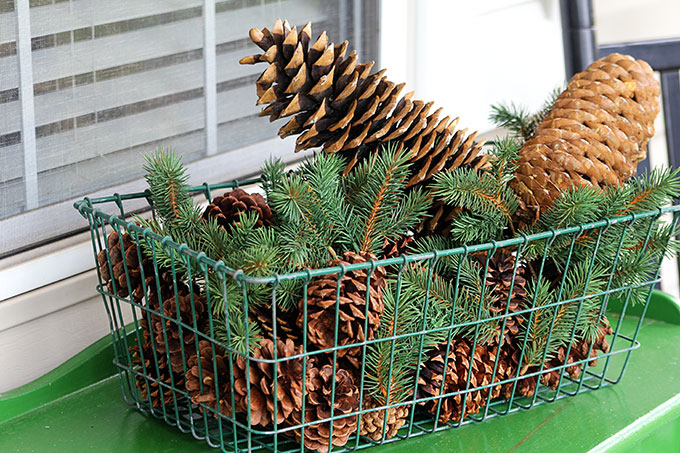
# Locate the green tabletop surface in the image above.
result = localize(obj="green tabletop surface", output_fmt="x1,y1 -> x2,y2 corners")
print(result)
2,292 -> 680,452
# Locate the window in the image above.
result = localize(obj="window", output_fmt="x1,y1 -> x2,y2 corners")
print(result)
0,0 -> 380,257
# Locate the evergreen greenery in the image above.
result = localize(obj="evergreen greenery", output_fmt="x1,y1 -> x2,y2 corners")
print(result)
519,260 -> 608,369
137,145 -> 431,355
364,257 -> 499,405
430,138 -> 521,245
134,108 -> 679,397
142,148 -> 192,225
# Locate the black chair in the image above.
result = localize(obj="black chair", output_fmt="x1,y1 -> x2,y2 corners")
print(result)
561,0 -> 680,289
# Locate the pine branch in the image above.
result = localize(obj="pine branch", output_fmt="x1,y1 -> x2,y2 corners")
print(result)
617,167 -> 680,215
489,103 -> 534,140
260,157 -> 287,201
449,212 -> 505,244
345,143 -> 426,254
143,148 -> 191,224
490,87 -> 561,141
365,278 -> 451,405
520,261 -> 608,368
432,167 -> 519,222
487,135 -> 521,186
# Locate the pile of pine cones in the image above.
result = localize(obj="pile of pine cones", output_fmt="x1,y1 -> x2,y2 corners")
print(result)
94,18 -> 658,453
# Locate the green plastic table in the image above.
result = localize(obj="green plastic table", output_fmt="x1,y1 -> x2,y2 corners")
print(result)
2,291 -> 680,452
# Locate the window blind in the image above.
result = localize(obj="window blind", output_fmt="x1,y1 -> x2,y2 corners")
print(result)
0,0 -> 380,256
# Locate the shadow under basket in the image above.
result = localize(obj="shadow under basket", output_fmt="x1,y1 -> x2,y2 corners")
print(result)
74,179 -> 680,452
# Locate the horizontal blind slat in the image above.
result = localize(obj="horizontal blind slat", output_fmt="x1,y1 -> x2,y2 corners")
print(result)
2,82 -> 265,182
0,46 -> 267,134
0,0 -> 205,45
2,1 -> 325,90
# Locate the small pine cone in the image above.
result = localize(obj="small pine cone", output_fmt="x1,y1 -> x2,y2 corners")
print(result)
417,338 -> 500,423
231,338 -> 306,427
381,234 -> 413,260
250,305 -> 301,343
202,188 -> 273,229
97,231 -> 154,302
185,340 -> 232,417
297,251 -> 386,360
494,340 -> 537,399
290,359 -> 360,452
131,340 -> 183,409
359,396 -> 409,441
485,253 -> 527,344
512,54 -> 660,223
542,317 -> 613,389
240,19 -> 485,191
151,283 -> 208,374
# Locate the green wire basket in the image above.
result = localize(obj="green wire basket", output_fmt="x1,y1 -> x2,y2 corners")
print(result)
74,178 -> 680,453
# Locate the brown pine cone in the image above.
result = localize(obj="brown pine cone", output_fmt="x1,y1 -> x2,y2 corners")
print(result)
150,282 -> 208,374
185,340 -> 232,417
490,338 -> 539,400
512,53 -> 660,223
359,396 -> 410,441
250,305 -> 301,343
97,230 -> 154,302
297,251 -> 386,362
541,317 -> 613,389
290,359 -> 360,452
240,19 -> 485,191
417,338 -> 500,423
485,253 -> 527,344
130,322 -> 183,409
381,234 -> 413,260
202,188 -> 273,229
231,338 -> 306,427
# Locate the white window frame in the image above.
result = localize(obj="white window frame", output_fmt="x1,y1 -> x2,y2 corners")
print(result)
0,0 -> 380,333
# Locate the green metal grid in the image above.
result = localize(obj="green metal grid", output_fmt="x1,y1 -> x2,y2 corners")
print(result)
74,178 -> 680,453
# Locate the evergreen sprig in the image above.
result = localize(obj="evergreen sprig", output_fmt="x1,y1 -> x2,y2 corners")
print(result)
266,144 -> 430,258
431,166 -> 519,245
364,283 -> 442,405
519,260 -> 608,368
344,143 -> 431,254
489,87 -> 561,141
487,135 -> 521,186
143,148 -> 192,224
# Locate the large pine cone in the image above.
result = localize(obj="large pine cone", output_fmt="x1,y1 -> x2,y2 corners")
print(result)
231,338 -> 306,427
512,54 -> 660,222
150,280 -> 208,374
185,340 -> 232,417
240,19 -> 486,190
290,359 -> 360,453
359,396 -> 409,441
97,231 -> 154,302
417,338 -> 500,423
297,251 -> 386,363
202,188 -> 273,229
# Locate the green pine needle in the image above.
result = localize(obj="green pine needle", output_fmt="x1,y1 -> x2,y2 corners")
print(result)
143,148 -> 191,224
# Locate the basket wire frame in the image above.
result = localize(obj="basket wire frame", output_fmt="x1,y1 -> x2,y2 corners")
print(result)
74,179 -> 680,452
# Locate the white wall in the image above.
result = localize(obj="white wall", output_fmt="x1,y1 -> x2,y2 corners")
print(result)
594,0 -> 680,44
381,0 -> 566,134
0,271 -> 134,392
